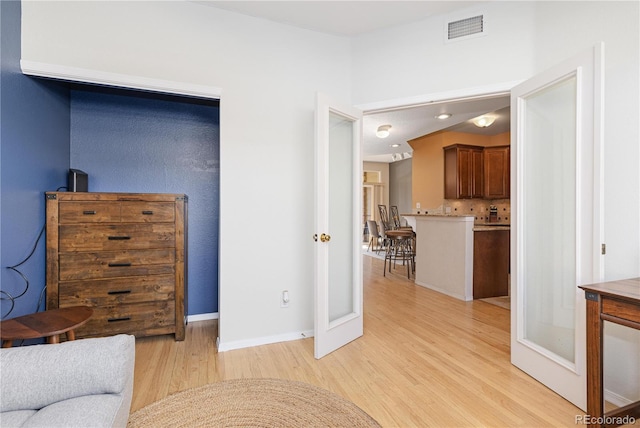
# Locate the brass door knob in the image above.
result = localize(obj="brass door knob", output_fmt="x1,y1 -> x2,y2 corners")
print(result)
320,233 -> 331,242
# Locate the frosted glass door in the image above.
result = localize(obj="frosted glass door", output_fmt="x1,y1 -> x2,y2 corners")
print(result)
522,76 -> 577,362
511,44 -> 604,411
328,111 -> 355,322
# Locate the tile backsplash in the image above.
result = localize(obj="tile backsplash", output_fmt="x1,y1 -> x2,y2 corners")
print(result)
439,199 -> 511,223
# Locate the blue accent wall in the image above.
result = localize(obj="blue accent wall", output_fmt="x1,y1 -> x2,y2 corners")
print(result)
69,88 -> 220,315
1,1 -> 219,318
1,0 -> 70,319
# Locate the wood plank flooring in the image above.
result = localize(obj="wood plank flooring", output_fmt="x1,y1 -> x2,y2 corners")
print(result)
132,255 -> 584,427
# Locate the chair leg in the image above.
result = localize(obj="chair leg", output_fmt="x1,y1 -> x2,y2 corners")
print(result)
383,239 -> 392,276
383,248 -> 387,276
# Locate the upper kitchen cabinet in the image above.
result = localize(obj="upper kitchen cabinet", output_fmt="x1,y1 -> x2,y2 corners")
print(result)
483,146 -> 510,199
444,144 -> 484,199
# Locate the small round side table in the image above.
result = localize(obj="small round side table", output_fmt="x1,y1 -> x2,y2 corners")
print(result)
0,306 -> 93,347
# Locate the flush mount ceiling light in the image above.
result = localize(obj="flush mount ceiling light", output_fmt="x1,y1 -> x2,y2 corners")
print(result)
472,115 -> 496,128
376,124 -> 392,138
390,143 -> 400,148
435,113 -> 452,120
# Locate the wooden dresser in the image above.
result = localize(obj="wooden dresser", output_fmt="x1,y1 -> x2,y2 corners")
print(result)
46,192 -> 187,341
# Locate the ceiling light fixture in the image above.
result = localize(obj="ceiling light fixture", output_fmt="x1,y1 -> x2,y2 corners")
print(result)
390,143 -> 400,148
376,124 -> 392,138
435,113 -> 452,120
472,115 -> 496,128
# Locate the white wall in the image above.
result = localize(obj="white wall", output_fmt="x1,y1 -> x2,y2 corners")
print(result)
352,0 -> 639,403
533,1 -> 640,402
21,1 -> 353,349
532,0 -> 640,282
351,1 -> 537,104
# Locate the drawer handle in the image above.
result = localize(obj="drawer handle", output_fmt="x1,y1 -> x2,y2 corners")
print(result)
83,210 -> 96,215
108,236 -> 131,240
108,262 -> 132,267
142,210 -> 154,215
107,290 -> 132,295
107,317 -> 131,323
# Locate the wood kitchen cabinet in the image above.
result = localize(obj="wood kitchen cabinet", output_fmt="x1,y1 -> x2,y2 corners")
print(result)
444,144 -> 484,199
473,229 -> 509,299
484,145 -> 510,199
46,192 -> 187,341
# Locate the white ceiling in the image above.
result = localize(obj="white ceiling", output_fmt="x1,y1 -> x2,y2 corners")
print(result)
363,100 -> 511,162
198,1 -> 510,162
201,1 -> 485,36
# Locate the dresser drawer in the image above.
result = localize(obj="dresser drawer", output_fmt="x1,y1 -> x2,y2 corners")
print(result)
65,300 -> 176,338
121,202 -> 175,223
59,201 -> 121,224
59,223 -> 176,251
59,275 -> 175,307
59,249 -> 175,280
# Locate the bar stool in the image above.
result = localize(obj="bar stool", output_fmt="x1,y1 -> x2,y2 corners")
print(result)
383,229 -> 415,279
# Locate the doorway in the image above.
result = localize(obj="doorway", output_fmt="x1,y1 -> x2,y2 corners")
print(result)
363,171 -> 384,244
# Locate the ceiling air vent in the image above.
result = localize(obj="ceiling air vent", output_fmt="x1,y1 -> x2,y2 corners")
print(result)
447,15 -> 484,41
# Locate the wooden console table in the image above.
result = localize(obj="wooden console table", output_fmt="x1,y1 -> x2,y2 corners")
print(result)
0,306 -> 93,347
579,278 -> 640,427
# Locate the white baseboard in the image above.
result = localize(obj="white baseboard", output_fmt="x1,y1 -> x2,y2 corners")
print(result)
604,388 -> 635,407
217,330 -> 314,352
414,280 -> 473,302
185,315 -> 313,354
187,312 -> 219,323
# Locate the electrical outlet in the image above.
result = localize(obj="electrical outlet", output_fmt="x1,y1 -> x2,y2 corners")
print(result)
281,290 -> 289,308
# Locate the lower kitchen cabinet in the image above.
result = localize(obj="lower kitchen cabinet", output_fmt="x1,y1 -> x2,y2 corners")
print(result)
473,229 -> 509,299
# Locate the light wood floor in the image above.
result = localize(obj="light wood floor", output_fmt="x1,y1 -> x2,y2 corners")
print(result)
132,255 -> 584,427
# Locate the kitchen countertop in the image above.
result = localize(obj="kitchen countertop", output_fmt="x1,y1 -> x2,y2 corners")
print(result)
473,224 -> 511,231
402,213 -> 469,217
401,214 -> 510,231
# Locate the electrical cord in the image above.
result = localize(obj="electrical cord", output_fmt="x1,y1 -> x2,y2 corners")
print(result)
1,224 -> 45,319
1,185 -> 67,319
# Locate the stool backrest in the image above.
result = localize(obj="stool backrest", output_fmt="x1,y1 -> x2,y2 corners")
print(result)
378,205 -> 391,233
390,205 -> 401,229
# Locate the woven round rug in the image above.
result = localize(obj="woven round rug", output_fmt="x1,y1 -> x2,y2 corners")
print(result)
128,378 -> 381,427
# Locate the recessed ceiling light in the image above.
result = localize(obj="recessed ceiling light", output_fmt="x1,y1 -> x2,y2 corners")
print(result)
435,113 -> 452,120
390,143 -> 400,148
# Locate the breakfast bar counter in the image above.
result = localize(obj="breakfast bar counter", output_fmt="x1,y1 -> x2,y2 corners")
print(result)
403,214 -> 475,301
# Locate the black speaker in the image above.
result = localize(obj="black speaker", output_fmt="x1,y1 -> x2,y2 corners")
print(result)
68,169 -> 88,192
